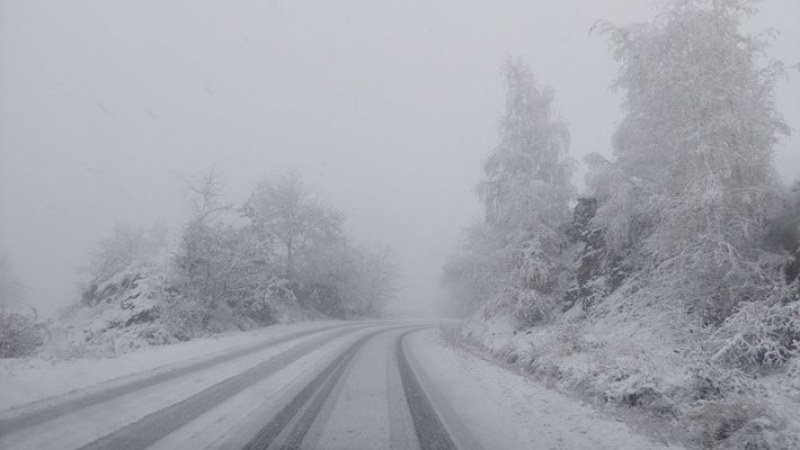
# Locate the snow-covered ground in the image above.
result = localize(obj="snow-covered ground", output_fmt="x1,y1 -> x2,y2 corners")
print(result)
457,286 -> 800,449
0,323 -> 381,450
0,320 -> 345,411
407,327 -> 682,450
1,319 -> 694,450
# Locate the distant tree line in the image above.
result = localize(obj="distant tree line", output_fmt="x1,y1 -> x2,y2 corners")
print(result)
79,170 -> 398,341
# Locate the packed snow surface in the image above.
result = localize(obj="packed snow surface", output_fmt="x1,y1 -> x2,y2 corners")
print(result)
0,320 -> 344,411
407,328 -> 682,450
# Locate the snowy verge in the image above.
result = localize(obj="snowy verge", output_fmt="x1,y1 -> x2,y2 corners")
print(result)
0,320 -> 346,412
407,327 -> 681,450
454,286 -> 800,450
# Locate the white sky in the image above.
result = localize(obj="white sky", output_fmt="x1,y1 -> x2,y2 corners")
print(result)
1,0 -> 798,316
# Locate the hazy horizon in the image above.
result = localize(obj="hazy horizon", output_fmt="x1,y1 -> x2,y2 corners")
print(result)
2,0 -> 798,317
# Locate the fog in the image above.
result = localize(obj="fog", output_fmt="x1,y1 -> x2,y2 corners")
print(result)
1,0 -> 798,317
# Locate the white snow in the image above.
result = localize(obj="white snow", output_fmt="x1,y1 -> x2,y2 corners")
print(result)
148,325 -> 390,450
405,327 -> 684,450
1,321 -> 696,449
462,287 -> 698,405
0,320 -> 345,412
1,324 -> 383,450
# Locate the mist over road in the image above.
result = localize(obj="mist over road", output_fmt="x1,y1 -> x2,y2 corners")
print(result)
0,321 -> 667,450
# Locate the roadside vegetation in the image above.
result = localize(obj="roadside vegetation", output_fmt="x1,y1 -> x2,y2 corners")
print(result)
443,1 -> 800,448
1,171 -> 397,360
0,258 -> 45,358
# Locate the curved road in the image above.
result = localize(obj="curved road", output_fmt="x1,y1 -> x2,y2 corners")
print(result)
0,321 -> 672,450
0,323 -> 460,450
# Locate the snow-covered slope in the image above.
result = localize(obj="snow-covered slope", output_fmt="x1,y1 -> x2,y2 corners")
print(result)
41,258 -> 321,361
459,282 -> 800,449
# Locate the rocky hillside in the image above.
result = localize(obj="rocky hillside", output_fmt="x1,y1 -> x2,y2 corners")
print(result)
460,198 -> 800,450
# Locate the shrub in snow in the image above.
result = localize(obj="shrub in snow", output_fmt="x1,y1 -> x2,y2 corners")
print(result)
160,296 -> 236,341
234,294 -> 276,327
645,175 -> 790,325
708,300 -> 800,372
689,396 -> 796,450
499,288 -> 559,326
0,307 -> 43,358
82,222 -> 167,307
0,258 -> 42,358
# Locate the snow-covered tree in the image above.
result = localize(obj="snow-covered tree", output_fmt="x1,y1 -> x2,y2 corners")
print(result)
73,168 -> 398,342
445,58 -> 575,322
176,167 -> 231,283
80,222 -> 168,307
170,168 -> 264,332
241,172 -> 397,317
591,0 -> 791,324
242,172 -> 343,281
85,222 -> 168,286
479,59 -> 574,237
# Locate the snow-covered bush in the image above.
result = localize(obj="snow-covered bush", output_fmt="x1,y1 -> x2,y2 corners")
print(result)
709,300 -> 800,372
643,171 -> 790,325
689,396 -> 795,450
83,222 -> 168,306
0,258 -> 41,358
0,307 -> 43,358
159,296 -> 235,341
500,287 -> 559,326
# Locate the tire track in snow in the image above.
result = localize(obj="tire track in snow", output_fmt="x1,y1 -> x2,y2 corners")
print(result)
245,325 -> 457,450
397,329 -> 458,450
242,330 -> 378,450
74,325 -> 372,450
0,322 -> 364,435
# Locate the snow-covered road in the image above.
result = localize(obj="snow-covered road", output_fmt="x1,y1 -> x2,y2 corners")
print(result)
0,321 -> 676,449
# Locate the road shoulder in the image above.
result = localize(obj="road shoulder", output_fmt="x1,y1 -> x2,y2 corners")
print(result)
405,328 -> 682,450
